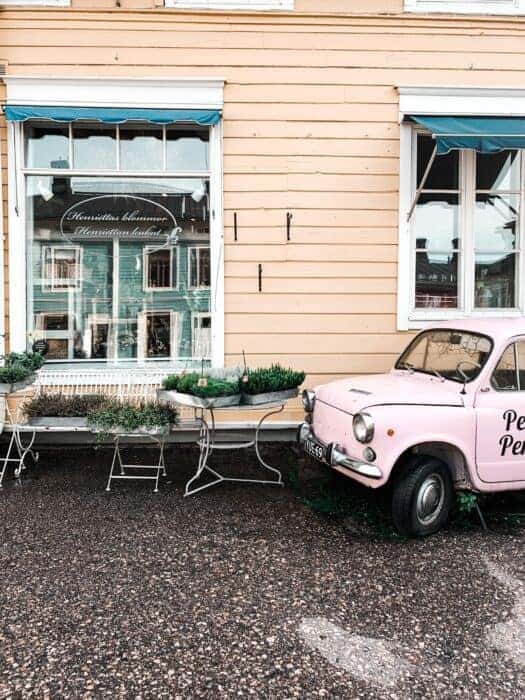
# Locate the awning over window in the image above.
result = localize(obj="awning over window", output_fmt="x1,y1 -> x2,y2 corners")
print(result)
3,105 -> 221,126
410,115 -> 525,154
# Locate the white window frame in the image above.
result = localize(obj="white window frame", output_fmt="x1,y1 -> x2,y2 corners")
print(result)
398,86 -> 525,330
42,245 -> 82,293
0,0 -> 68,5
167,0 -> 293,10
137,310 -> 180,361
3,76 -> 225,369
143,246 -> 178,292
191,312 -> 212,360
187,245 -> 211,290
405,0 -> 525,14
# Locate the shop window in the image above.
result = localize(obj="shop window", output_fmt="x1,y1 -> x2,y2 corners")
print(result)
144,247 -> 177,291
405,0 -> 525,14
23,119 -> 214,365
188,246 -> 211,289
408,131 -> 522,320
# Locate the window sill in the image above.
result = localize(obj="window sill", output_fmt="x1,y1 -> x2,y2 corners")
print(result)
408,309 -> 525,329
404,1 -> 525,15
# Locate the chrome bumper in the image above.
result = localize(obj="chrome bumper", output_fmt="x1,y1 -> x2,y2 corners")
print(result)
298,423 -> 382,480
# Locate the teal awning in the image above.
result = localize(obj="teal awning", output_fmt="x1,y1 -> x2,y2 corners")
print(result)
410,115 -> 525,154
3,105 -> 221,126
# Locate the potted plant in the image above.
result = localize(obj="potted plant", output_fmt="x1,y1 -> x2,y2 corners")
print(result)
87,400 -> 179,439
241,364 -> 305,405
0,351 -> 45,394
23,393 -> 109,428
158,372 -> 241,409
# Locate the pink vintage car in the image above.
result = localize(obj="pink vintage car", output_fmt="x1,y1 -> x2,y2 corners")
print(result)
299,319 -> 525,537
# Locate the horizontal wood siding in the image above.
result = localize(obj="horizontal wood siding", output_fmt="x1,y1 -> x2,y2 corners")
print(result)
2,6 -> 525,418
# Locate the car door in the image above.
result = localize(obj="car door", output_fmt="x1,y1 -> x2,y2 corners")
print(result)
475,339 -> 525,484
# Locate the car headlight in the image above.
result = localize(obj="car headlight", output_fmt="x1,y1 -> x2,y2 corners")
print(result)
302,389 -> 316,413
353,412 -> 374,444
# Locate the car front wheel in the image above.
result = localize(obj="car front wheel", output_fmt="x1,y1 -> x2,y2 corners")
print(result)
392,456 -> 453,537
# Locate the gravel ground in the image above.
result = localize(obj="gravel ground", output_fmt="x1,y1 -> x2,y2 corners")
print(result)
0,446 -> 524,699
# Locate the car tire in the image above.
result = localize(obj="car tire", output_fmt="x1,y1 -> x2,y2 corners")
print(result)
392,456 -> 453,537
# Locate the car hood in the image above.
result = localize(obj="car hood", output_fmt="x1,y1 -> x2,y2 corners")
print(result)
315,371 -> 465,414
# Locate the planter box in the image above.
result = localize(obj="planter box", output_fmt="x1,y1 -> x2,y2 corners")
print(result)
241,388 -> 299,405
157,389 -> 241,409
29,416 -> 88,428
0,374 -> 36,395
91,425 -> 171,437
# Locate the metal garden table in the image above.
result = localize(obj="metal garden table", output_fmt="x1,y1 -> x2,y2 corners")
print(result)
161,392 -> 288,496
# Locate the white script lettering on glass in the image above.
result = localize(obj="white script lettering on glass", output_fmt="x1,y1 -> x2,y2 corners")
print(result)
60,195 -> 181,241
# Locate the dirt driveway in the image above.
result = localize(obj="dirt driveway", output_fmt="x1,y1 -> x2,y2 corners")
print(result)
0,447 -> 524,698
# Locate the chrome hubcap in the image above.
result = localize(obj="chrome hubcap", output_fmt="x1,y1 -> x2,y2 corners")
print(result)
416,474 -> 445,526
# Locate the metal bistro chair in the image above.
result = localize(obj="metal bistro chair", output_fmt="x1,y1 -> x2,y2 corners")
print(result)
0,392 -> 40,488
33,367 -> 173,493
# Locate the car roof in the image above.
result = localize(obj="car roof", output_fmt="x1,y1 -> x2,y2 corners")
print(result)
420,318 -> 525,344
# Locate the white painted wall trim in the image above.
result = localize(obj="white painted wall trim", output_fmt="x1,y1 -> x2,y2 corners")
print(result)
167,0 -> 293,9
210,119 -> 225,369
0,0 -> 68,5
8,122 -> 26,353
2,76 -> 225,110
398,86 -> 525,120
405,0 -> 525,15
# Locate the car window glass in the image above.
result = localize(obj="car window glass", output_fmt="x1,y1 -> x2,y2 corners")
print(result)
492,344 -> 518,391
516,341 -> 525,390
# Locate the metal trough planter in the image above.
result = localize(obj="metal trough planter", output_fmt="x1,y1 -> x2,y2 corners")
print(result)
157,390 -> 241,409
241,388 -> 299,405
29,417 -> 88,428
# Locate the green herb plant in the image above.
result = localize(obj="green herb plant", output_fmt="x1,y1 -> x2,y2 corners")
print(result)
88,400 -> 179,440
24,393 -> 109,419
0,351 -> 45,385
163,372 -> 240,398
243,364 -> 305,396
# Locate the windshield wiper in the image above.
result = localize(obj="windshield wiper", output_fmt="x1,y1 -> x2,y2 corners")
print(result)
431,369 -> 444,381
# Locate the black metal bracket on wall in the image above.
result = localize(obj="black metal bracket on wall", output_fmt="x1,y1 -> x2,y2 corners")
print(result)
286,212 -> 293,241
258,264 -> 263,292
234,212 -> 238,242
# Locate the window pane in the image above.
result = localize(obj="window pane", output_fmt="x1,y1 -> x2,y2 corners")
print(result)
199,248 -> 211,287
476,151 -> 520,191
413,193 -> 460,251
166,127 -> 209,171
417,133 -> 458,190
147,249 -> 172,289
146,313 -> 171,358
492,344 -> 517,391
25,122 -> 70,169
119,125 -> 163,171
475,253 -> 517,308
73,124 -> 116,170
474,194 -> 518,251
26,175 -> 210,365
415,251 -> 458,309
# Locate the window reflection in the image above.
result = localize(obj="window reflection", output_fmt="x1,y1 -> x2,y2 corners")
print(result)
27,174 -> 211,364
166,127 -> 209,171
476,151 -> 520,191
119,125 -> 163,171
73,123 -> 117,170
25,122 -> 70,169
415,250 -> 458,309
475,253 -> 516,309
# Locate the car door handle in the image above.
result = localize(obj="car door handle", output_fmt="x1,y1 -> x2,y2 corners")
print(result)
480,386 -> 491,393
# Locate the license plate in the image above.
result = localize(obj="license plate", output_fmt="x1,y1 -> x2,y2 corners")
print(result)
304,437 -> 329,464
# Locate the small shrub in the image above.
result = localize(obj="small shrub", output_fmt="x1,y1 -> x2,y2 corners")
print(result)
0,364 -> 32,384
456,491 -> 478,514
24,393 -> 109,419
5,352 -> 45,372
243,364 -> 305,395
88,400 -> 179,437
163,372 -> 240,398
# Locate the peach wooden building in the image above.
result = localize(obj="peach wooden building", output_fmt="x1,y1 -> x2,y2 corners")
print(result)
2,0 -> 525,424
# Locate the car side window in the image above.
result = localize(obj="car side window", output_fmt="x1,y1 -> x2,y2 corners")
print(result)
492,344 -> 518,391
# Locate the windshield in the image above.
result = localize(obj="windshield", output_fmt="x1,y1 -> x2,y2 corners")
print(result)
395,329 -> 493,383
